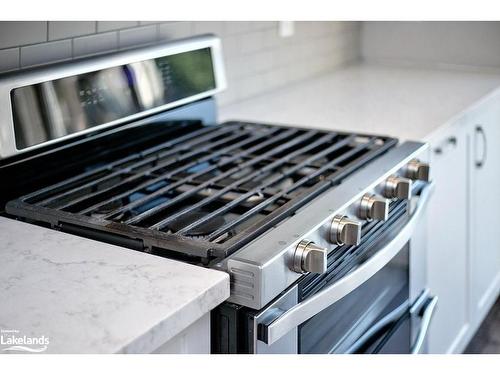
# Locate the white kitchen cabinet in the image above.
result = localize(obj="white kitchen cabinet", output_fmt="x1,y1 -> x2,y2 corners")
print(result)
153,313 -> 211,354
466,98 -> 500,333
426,93 -> 500,353
426,122 -> 470,354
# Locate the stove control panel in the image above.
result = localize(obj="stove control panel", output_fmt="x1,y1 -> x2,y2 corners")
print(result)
292,158 -> 431,275
223,141 -> 431,309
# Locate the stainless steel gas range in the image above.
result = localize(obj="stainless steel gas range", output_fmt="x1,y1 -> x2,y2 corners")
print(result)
0,35 -> 437,354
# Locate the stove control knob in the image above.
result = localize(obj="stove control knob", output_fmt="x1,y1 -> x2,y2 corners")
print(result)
330,215 -> 362,246
292,240 -> 327,274
359,194 -> 389,221
384,176 -> 412,200
406,159 -> 430,182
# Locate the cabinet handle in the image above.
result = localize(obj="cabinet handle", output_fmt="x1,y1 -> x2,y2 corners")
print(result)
475,125 -> 487,168
433,136 -> 457,156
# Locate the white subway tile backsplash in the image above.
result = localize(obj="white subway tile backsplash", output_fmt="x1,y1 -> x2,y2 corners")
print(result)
21,40 -> 72,67
224,22 -> 253,35
139,21 -> 162,25
261,27 -> 281,49
221,34 -> 241,58
223,21 -> 275,37
119,25 -> 157,49
237,73 -> 265,99
0,48 -> 19,72
49,21 -> 96,41
229,51 -> 275,78
97,21 -> 139,32
253,50 -> 275,73
239,30 -> 265,55
192,21 -> 225,37
0,21 -> 47,49
73,32 -> 118,57
158,22 -> 192,41
0,21 -> 361,108
251,22 -> 277,32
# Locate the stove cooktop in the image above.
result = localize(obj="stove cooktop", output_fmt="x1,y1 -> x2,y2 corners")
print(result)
6,121 -> 397,263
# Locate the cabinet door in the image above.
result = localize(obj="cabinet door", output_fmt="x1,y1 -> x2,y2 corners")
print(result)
426,125 -> 469,353
153,313 -> 210,353
468,101 -> 500,330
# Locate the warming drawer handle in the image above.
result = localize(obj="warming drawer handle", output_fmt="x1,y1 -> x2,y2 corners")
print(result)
258,182 -> 435,346
411,295 -> 439,354
344,299 -> 410,354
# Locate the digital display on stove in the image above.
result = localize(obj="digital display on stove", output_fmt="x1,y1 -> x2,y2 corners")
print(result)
11,47 -> 216,150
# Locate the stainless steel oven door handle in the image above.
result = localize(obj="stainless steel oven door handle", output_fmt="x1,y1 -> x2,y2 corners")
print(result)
259,182 -> 435,345
411,295 -> 439,354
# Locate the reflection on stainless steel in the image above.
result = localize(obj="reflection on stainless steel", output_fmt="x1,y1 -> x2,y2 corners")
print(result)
10,47 -> 216,151
95,66 -> 137,121
53,76 -> 87,134
12,86 -> 47,147
41,82 -> 66,138
129,60 -> 164,109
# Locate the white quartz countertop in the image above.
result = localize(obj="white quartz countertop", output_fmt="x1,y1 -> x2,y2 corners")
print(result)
219,62 -> 500,141
0,217 -> 229,353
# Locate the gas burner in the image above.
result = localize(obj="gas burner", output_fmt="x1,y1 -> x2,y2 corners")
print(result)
168,209 -> 227,238
90,200 -> 124,218
175,183 -> 265,205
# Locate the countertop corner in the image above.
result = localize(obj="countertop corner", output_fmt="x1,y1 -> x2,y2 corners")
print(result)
0,217 -> 229,353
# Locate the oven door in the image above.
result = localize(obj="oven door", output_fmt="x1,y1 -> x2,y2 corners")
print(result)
299,243 -> 410,354
252,182 -> 437,354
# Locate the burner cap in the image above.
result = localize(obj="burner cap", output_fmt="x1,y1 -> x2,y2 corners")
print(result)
168,210 -> 226,237
91,200 -> 123,218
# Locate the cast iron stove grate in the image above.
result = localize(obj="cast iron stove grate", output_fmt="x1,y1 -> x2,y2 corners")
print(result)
6,121 -> 397,263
